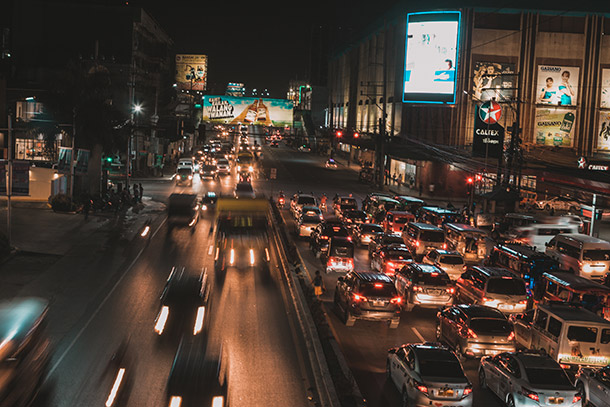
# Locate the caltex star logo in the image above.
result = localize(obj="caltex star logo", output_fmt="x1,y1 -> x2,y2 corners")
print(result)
479,101 -> 502,124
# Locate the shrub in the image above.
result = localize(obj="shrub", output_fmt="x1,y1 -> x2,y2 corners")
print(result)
50,194 -> 76,212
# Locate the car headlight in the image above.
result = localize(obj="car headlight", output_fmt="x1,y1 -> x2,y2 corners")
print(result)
188,175 -> 193,180
248,166 -> 254,172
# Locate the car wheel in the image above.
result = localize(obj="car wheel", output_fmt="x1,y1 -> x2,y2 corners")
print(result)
479,369 -> 487,390
576,381 -> 587,406
344,308 -> 356,327
507,395 -> 515,407
544,204 -> 551,211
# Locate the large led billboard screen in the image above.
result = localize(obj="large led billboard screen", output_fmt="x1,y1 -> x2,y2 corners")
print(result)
202,96 -> 293,126
403,11 -> 461,104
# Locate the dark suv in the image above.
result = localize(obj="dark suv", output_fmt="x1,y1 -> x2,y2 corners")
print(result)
334,271 -> 402,328
310,221 -> 350,258
368,232 -> 405,257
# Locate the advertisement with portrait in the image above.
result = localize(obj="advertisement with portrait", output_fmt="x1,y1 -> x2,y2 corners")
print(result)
202,96 -> 293,126
597,111 -> 610,151
534,108 -> 576,147
600,69 -> 610,109
472,62 -> 516,102
403,11 -> 461,104
536,65 -> 579,106
175,54 -> 208,91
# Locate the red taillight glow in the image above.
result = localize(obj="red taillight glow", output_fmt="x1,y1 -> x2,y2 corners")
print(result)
463,386 -> 473,396
374,283 -> 383,288
415,381 -> 428,394
353,294 -> 367,301
442,243 -> 447,249
415,241 -> 420,247
461,327 -> 477,338
572,394 -> 582,403
446,287 -> 456,294
412,285 -> 423,292
519,299 -> 528,305
522,388 -> 539,402
320,235 -> 329,240
430,272 -> 439,276
391,297 -> 402,304
507,331 -> 515,341
386,262 -> 395,268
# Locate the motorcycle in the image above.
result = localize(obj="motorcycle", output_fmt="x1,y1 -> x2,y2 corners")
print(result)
278,195 -> 285,209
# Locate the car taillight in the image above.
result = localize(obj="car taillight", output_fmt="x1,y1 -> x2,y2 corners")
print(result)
463,385 -> 473,397
442,243 -> 447,249
414,380 -> 428,394
320,235 -> 329,240
446,287 -> 456,295
390,297 -> 402,304
507,331 -> 515,341
353,293 -> 367,302
518,299 -> 528,305
572,394 -> 582,404
521,387 -> 539,402
412,285 -> 423,292
460,327 -> 477,338
386,262 -> 395,269
415,241 -> 420,247
463,265 -> 467,270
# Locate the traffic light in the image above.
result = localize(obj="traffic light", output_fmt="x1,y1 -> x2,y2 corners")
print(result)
467,177 -> 474,184
336,130 -> 343,138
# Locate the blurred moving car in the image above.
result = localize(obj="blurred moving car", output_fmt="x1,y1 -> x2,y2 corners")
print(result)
352,223 -> 384,247
200,192 -> 217,212
234,183 -> 255,199
395,264 -> 454,311
387,343 -> 473,407
0,297 -> 51,407
436,304 -> 516,359
534,196 -> 581,212
334,271 -> 401,328
546,233 -> 610,281
325,158 -> 338,169
370,244 -> 413,276
478,351 -> 582,407
574,364 -> 610,407
423,249 -> 465,280
167,193 -> 200,230
175,167 -> 194,186
154,267 -> 209,337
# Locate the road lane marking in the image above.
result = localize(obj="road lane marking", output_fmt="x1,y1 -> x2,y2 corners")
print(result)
208,244 -> 214,255
412,327 -> 426,342
45,217 -> 167,381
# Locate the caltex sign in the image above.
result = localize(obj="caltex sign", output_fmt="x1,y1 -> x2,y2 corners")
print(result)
479,100 -> 502,124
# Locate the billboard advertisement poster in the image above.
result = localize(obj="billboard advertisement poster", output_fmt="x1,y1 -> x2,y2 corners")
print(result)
601,69 -> 610,108
11,161 -> 30,196
75,149 -> 90,174
403,11 -> 461,104
57,147 -> 72,173
202,96 -> 293,126
175,54 -> 208,91
473,102 -> 505,158
597,111 -> 610,151
536,65 -> 579,106
534,108 -> 576,147
472,62 -> 516,102
226,82 -> 245,97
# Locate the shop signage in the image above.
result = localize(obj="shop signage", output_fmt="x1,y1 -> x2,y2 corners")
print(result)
577,157 -> 610,171
473,104 -> 504,158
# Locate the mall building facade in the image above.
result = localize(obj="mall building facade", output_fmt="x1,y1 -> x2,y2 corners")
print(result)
328,6 -> 610,199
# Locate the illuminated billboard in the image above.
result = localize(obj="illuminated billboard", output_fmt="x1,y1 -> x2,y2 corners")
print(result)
226,82 -> 245,97
534,108 -> 576,147
472,62 -> 516,102
203,96 -> 293,126
175,54 -> 208,91
403,11 -> 461,104
536,65 -> 579,106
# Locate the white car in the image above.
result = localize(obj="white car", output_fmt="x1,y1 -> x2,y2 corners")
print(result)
422,249 -> 465,280
575,365 -> 610,407
234,183 -> 255,199
479,351 -> 582,407
534,197 -> 580,212
387,343 -> 473,407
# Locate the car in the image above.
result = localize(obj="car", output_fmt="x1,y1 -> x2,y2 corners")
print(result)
423,249 -> 466,280
199,164 -> 218,180
395,264 -> 455,311
234,182 -> 255,199
351,223 -> 385,247
215,158 -> 231,175
290,193 -> 317,218
325,158 -> 338,169
436,304 -> 516,358
334,271 -> 401,328
574,365 -> 610,407
368,232 -> 405,257
325,237 -> 355,273
200,192 -> 217,212
333,196 -> 358,217
341,209 -> 367,227
166,337 -> 227,407
387,343 -> 473,407
556,214 -> 586,233
534,196 -> 581,212
370,244 -> 414,276
479,351 -> 582,407
310,221 -> 350,258
238,170 -> 252,183
297,144 -> 311,152
270,140 -> 279,148
300,205 -> 323,221
175,167 -> 194,186
154,267 -> 210,337
295,213 -> 321,238
167,193 -> 200,230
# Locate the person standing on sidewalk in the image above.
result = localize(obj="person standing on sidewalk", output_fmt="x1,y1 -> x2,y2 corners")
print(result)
138,183 -> 144,203
313,270 -> 325,298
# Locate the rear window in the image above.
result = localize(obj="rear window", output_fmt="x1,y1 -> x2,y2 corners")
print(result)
388,251 -> 413,261
298,197 -> 316,205
394,217 -> 409,224
177,168 -> 192,175
413,272 -> 451,286
469,318 -> 511,334
346,212 -> 366,220
203,165 -> 216,171
419,359 -> 465,378
340,198 -> 357,206
302,216 -> 320,224
420,230 -> 445,242
567,326 -> 598,343
362,225 -> 384,234
525,368 -> 572,388
359,283 -> 396,297
440,255 -> 464,265
236,184 -> 253,192
583,250 -> 610,261
383,236 -> 405,245
486,278 -> 526,295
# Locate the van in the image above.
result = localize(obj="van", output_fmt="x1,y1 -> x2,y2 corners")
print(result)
513,303 -> 610,370
417,206 -> 460,227
382,211 -> 415,235
512,223 -> 578,252
443,223 -> 487,262
403,222 -> 446,258
0,298 -> 51,407
455,266 -> 528,314
177,157 -> 194,169
545,233 -> 610,281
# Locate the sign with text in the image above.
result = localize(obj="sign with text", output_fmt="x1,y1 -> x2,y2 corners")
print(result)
472,62 -> 516,102
0,160 -> 30,196
535,108 -> 576,147
202,96 -> 293,126
536,65 -> 579,106
473,103 -> 504,158
175,54 -> 208,91
403,11 -> 461,104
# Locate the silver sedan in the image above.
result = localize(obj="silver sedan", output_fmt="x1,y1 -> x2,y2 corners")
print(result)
575,365 -> 610,407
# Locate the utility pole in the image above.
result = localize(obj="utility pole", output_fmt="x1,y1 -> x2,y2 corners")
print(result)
7,114 -> 12,249
590,193 -> 597,237
69,108 -> 76,198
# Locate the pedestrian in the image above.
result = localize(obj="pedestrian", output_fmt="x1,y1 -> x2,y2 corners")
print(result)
82,193 -> 91,220
132,184 -> 139,205
313,270 -> 325,298
418,184 -> 423,197
138,183 -> 143,203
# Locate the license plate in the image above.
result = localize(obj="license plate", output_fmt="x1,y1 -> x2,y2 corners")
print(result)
485,349 -> 500,355
499,304 -> 514,310
438,388 -> 454,397
373,300 -> 384,306
547,397 -> 564,404
428,290 -> 441,295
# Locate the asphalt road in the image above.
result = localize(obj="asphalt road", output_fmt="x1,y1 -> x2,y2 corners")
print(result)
33,138 -> 313,407
252,133 -> 504,407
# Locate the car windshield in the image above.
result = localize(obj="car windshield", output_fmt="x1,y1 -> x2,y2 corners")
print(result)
388,251 -> 412,261
177,168 -> 191,175
302,216 -> 320,224
346,212 -> 366,220
236,184 -> 253,192
419,359 -> 465,378
469,318 -> 511,334
525,368 -> 572,387
383,236 -> 404,245
583,250 -> 610,261
217,160 -> 228,165
298,197 -> 316,205
440,255 -> 464,265
486,278 -> 526,295
359,283 -> 396,297
420,230 -> 445,242
412,272 -> 451,286
203,165 -> 216,171
362,225 -> 384,234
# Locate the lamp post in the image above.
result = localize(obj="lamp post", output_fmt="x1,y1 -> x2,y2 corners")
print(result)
127,103 -> 142,189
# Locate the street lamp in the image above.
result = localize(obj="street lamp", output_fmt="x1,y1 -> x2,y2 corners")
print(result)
127,103 -> 143,188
